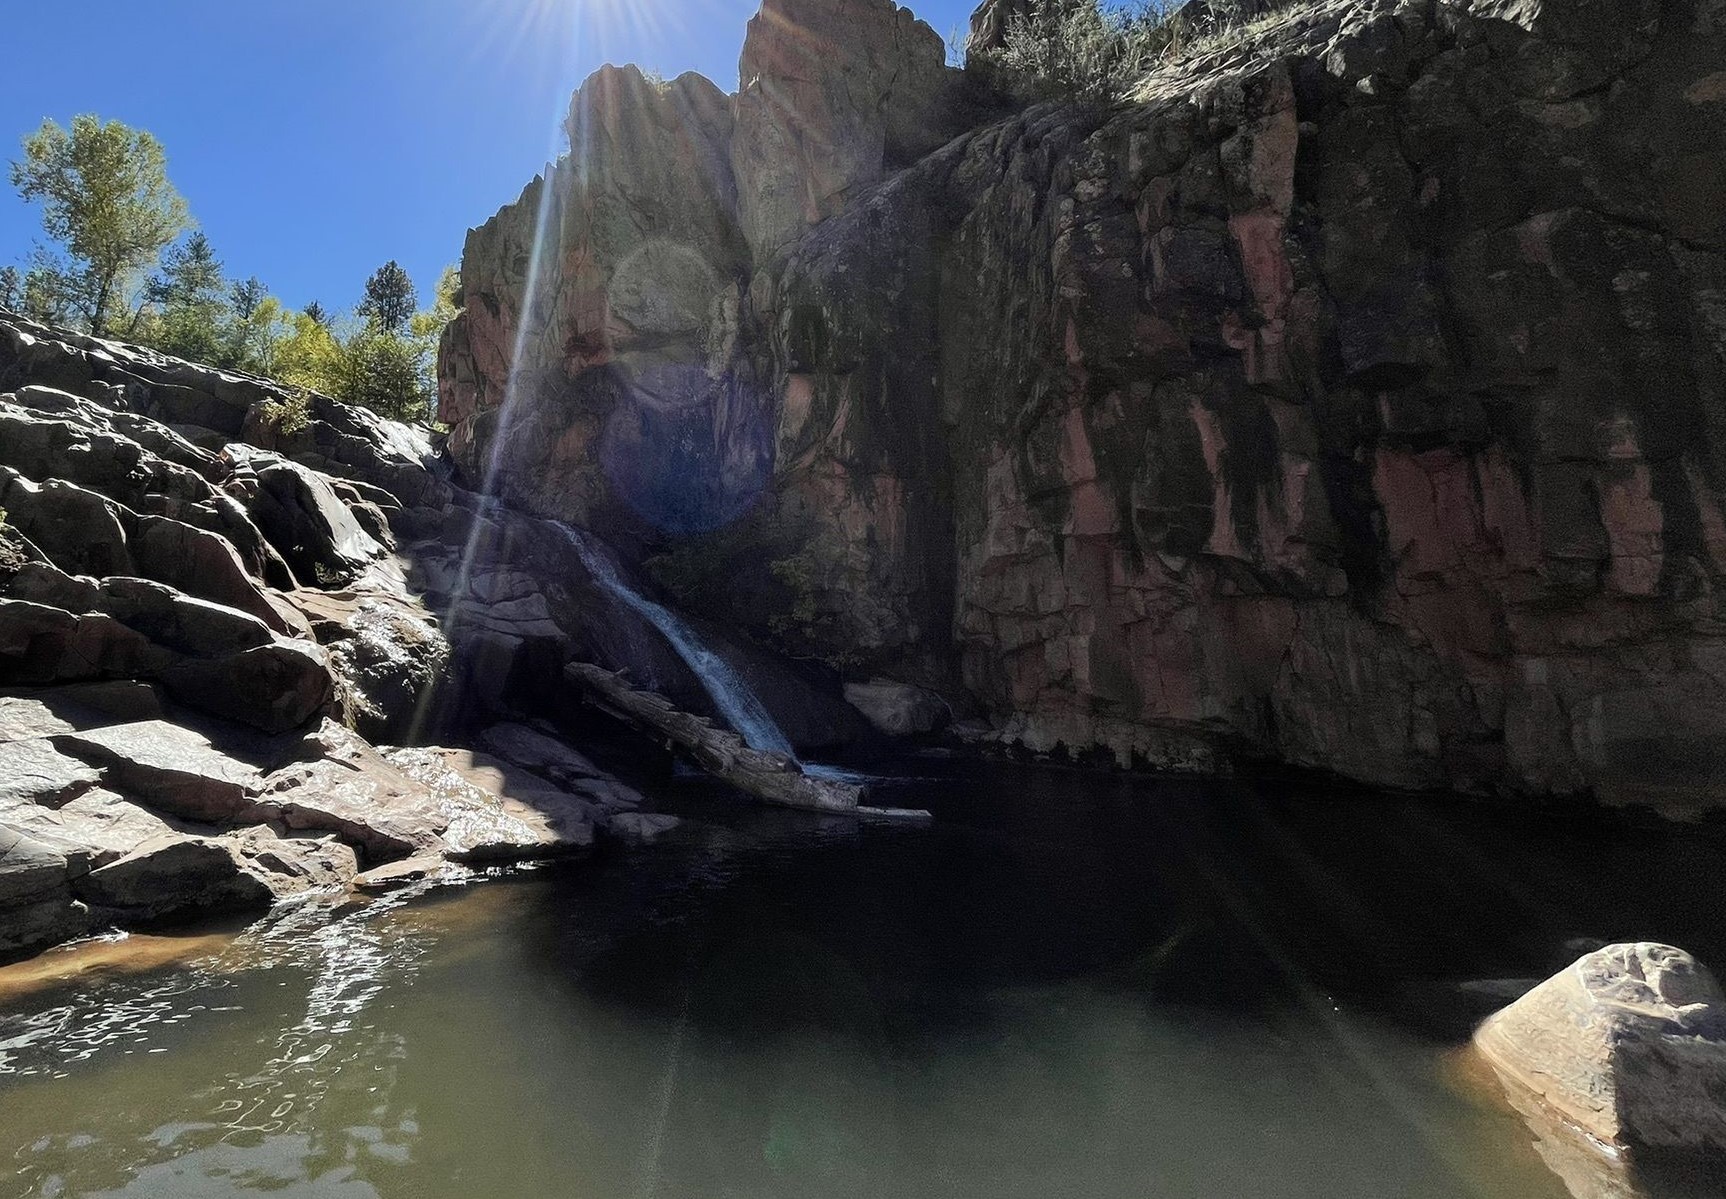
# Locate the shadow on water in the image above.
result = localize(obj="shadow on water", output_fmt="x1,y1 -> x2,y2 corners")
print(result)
546,758 -> 1726,1045
4,755 -> 1725,1199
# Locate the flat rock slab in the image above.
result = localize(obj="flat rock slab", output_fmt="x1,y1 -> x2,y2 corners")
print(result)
354,855 -> 451,892
250,756 -> 443,864
0,787 -> 183,869
0,737 -> 101,806
52,720 -> 260,822
382,746 -> 595,861
0,696 -> 79,742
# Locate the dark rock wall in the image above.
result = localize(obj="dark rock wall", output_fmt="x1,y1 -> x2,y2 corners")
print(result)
441,0 -> 1726,810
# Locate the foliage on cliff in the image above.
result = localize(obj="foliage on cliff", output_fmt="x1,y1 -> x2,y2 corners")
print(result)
982,0 -> 1178,100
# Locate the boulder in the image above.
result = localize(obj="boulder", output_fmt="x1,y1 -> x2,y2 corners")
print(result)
604,811 -> 682,845
95,577 -> 275,658
477,721 -> 609,784
843,678 -> 950,736
159,640 -> 333,733
1475,943 -> 1726,1155
320,598 -> 451,744
234,455 -> 386,586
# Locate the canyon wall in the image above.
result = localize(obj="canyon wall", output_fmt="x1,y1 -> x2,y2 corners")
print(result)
440,0 -> 1726,812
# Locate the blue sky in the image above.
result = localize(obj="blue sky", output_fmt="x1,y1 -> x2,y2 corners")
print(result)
1,0 -> 976,315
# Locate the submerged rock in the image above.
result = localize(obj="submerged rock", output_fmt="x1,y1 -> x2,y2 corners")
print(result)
1475,943 -> 1726,1156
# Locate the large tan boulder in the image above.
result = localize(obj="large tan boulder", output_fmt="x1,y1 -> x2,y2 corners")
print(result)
1475,943 -> 1726,1155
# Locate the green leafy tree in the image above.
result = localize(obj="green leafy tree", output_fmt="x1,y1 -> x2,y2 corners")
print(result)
140,232 -> 227,358
9,115 -> 191,334
358,260 -> 416,334
229,293 -> 290,374
303,300 -> 329,326
15,261 -> 75,326
334,324 -> 427,421
0,266 -> 19,312
274,309 -> 344,394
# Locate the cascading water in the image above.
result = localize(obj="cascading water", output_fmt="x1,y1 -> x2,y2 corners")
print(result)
556,522 -> 799,760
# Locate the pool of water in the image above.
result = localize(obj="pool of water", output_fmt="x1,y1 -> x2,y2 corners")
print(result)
4,758 -> 1724,1199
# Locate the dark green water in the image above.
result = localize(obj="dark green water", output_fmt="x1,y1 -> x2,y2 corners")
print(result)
4,758 -> 1724,1198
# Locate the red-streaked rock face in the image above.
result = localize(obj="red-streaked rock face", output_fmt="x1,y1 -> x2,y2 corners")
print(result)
443,0 -> 1726,811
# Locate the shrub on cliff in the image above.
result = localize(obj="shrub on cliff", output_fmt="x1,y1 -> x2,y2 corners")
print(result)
984,0 -> 1177,103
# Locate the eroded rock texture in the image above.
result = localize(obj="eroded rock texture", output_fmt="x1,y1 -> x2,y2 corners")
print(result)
444,0 -> 1726,811
0,314 -> 693,961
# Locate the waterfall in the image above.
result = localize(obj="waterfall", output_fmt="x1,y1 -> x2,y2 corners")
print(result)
556,523 -> 799,759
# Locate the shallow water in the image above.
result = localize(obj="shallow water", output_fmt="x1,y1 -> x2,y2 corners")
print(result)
4,759 -> 1725,1199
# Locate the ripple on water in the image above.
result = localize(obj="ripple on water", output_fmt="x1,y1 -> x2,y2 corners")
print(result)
1,886 -> 441,1197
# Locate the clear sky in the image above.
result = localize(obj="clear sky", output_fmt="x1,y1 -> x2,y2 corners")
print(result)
1,0 -> 977,315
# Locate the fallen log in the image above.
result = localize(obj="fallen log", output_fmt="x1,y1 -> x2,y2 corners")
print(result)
564,662 -> 864,813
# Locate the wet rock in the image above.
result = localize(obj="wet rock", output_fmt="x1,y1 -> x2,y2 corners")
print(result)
380,746 -> 598,861
52,720 -> 260,822
354,855 -> 450,892
604,812 -> 682,845
844,678 -> 950,737
321,599 -> 450,744
1476,943 -> 1726,1155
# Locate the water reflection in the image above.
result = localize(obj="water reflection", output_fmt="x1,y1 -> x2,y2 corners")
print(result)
1,887 -> 448,1197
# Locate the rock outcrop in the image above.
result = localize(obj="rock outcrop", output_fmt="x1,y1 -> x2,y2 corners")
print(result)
0,311 -> 799,963
443,0 -> 1726,812
1477,943 -> 1726,1158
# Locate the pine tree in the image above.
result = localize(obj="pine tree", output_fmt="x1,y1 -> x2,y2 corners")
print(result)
358,260 -> 416,334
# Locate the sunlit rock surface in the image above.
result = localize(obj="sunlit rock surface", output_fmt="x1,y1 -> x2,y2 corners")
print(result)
1476,943 -> 1726,1181
444,0 -> 1726,810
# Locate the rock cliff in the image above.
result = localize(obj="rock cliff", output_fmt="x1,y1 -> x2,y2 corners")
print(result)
440,0 -> 1726,813
0,309 -> 869,962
